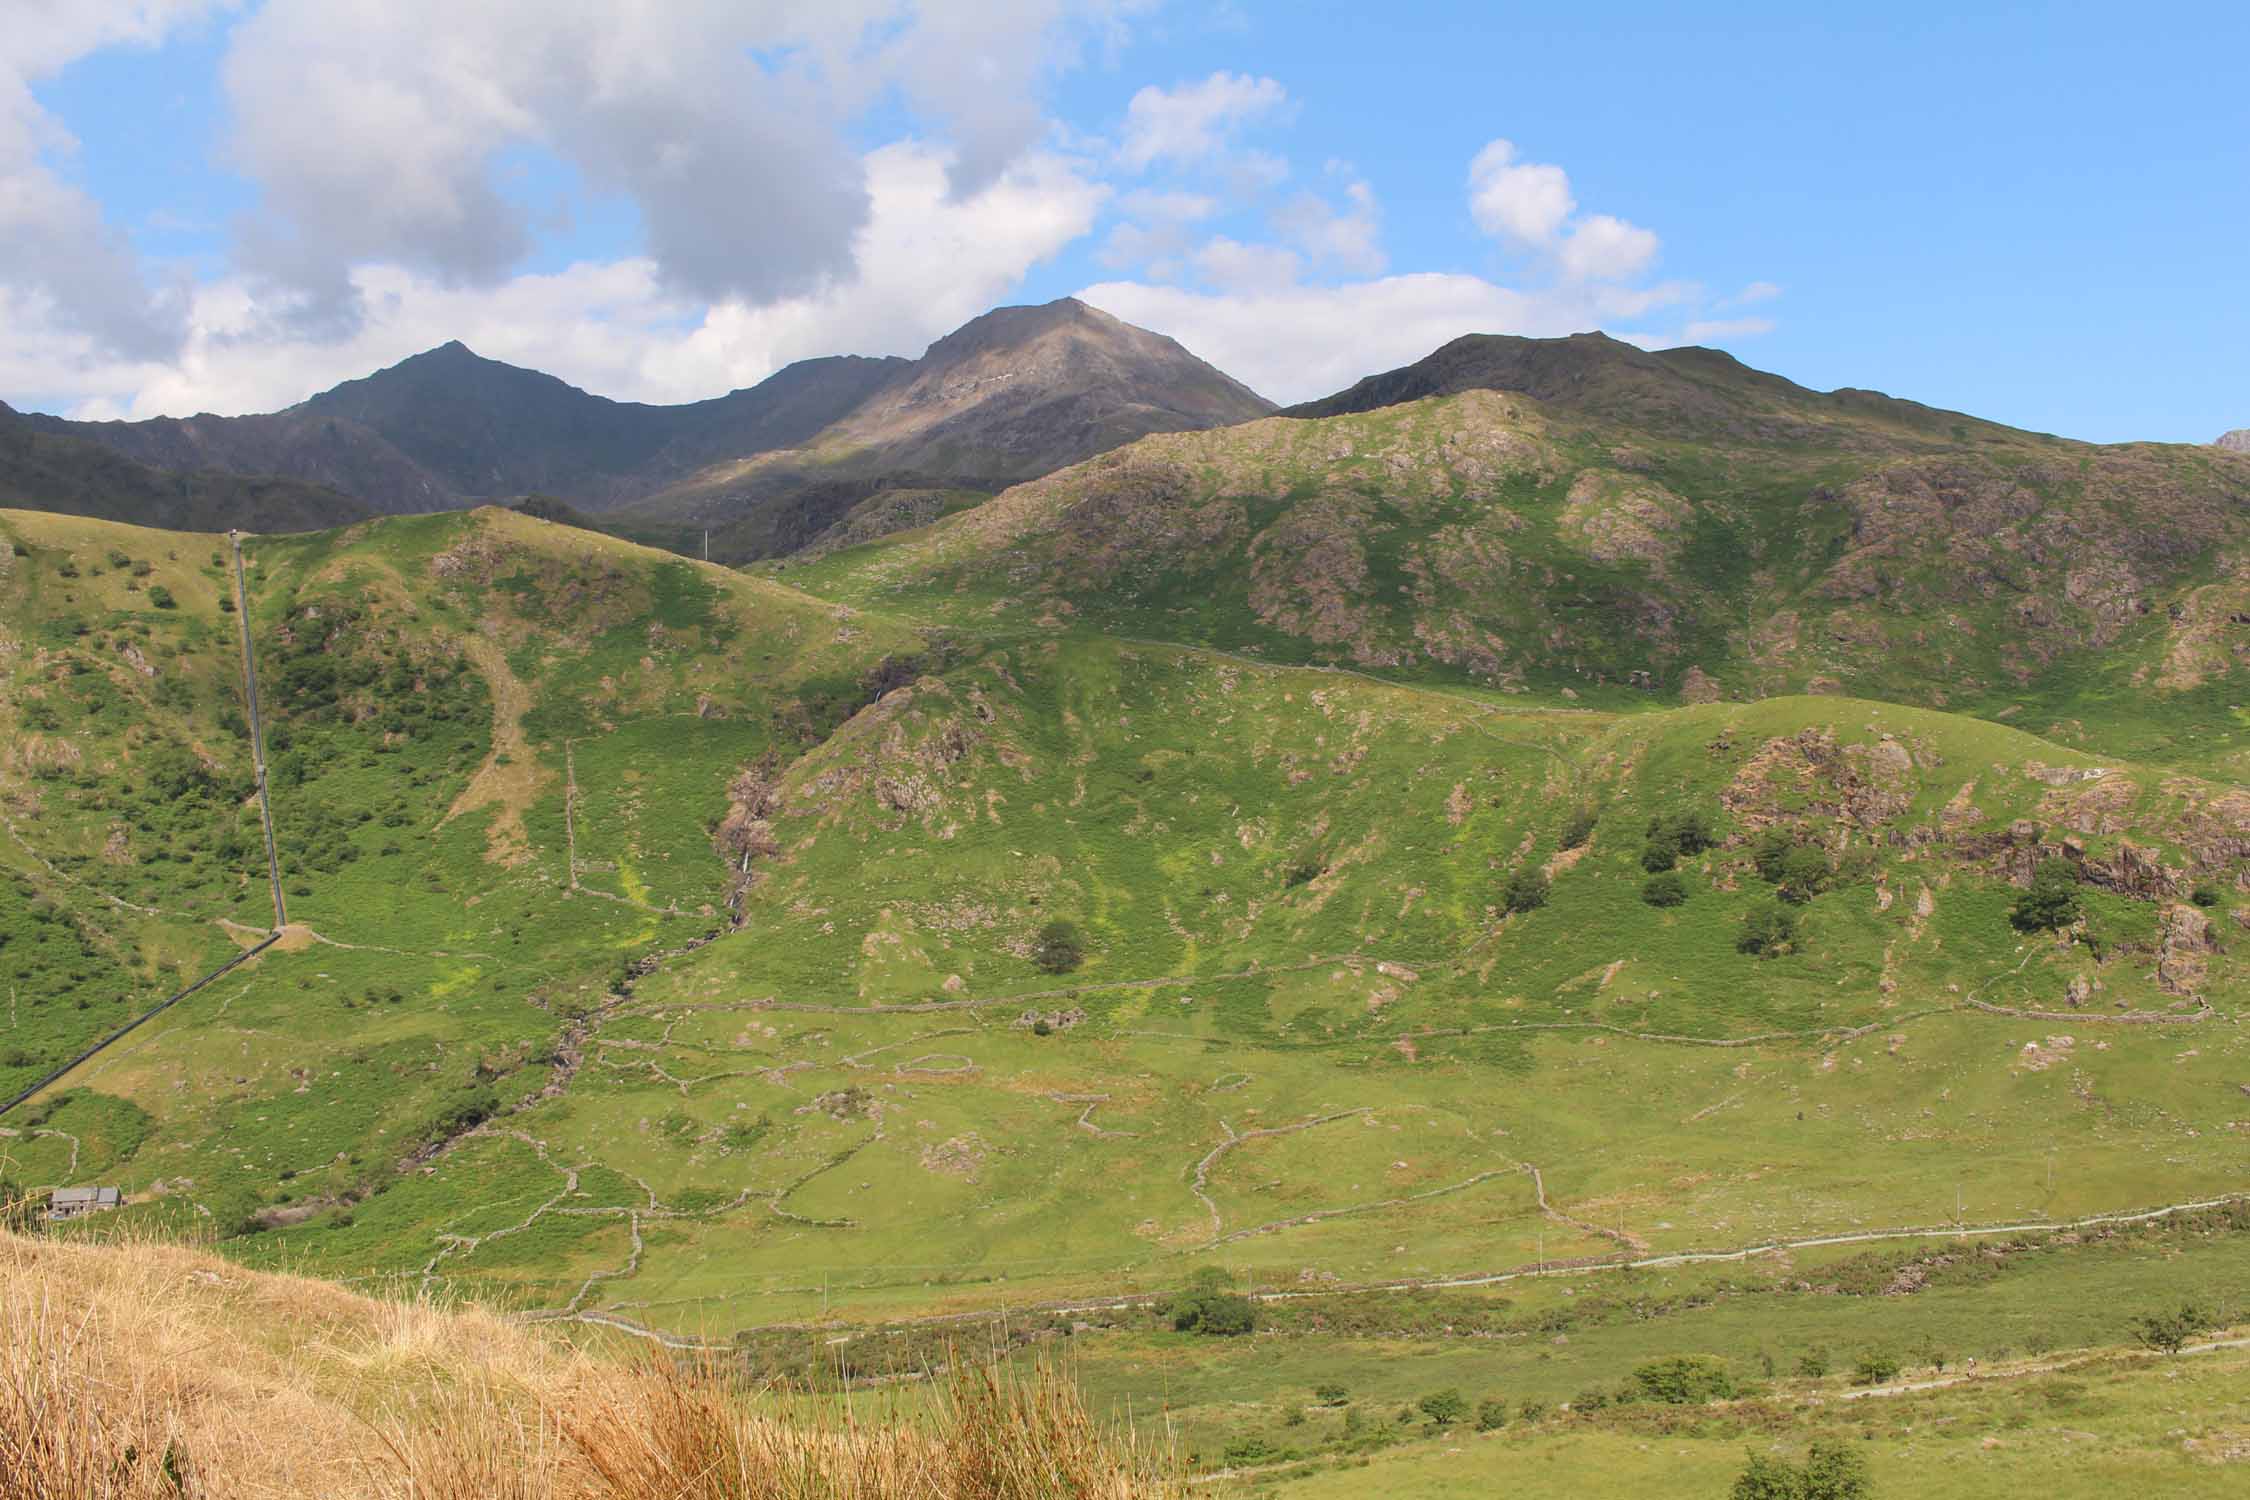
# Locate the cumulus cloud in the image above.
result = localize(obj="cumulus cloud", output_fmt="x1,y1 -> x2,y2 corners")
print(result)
1081,272 -> 1663,405
1116,71 -> 1288,171
214,1 -> 1127,334
7,140 -> 1105,419
1467,137 -> 1662,284
1557,212 -> 1660,281
1467,139 -> 1575,246
0,0 -> 230,359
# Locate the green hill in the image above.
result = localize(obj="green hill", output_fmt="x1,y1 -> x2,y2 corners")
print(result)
3,464 -> 2246,1497
769,354 -> 2250,770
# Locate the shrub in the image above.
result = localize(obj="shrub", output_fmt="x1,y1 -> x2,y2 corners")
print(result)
1474,1397 -> 1507,1431
2191,884 -> 2222,908
1640,834 -> 1681,873
1313,1383 -> 1349,1407
1750,827 -> 1795,883
1168,1269 -> 1257,1336
1517,1400 -> 1547,1422
1649,810 -> 1715,854
1731,1441 -> 1872,1500
146,585 -> 177,610
1641,871 -> 1688,907
219,594 -> 236,613
1738,902 -> 1797,956
1500,868 -> 1549,914
2010,858 -> 2083,932
1851,1351 -> 1901,1385
1559,804 -> 1597,850
1775,845 -> 1830,904
1570,1386 -> 1609,1412
1032,920 -> 1085,974
1629,1354 -> 1736,1404
1795,1348 -> 1830,1378
1417,1389 -> 1468,1426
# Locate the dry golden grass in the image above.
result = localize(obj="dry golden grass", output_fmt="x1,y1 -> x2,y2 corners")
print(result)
0,1228 -> 1178,1500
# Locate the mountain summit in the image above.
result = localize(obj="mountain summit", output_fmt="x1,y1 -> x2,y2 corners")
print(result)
2219,429 -> 2250,453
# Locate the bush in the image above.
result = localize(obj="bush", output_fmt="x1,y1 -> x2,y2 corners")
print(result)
1168,1269 -> 1257,1336
2010,858 -> 2083,932
2191,884 -> 2222,908
219,594 -> 237,613
1559,804 -> 1597,850
1640,833 -> 1681,873
1474,1397 -> 1507,1431
1751,828 -> 1796,883
144,585 -> 177,610
1629,1355 -> 1736,1404
1313,1383 -> 1349,1407
1738,902 -> 1797,956
1775,845 -> 1830,904
1731,1441 -> 1871,1500
1641,871 -> 1688,907
1500,868 -> 1549,915
1795,1348 -> 1830,1379
1032,920 -> 1085,974
1851,1351 -> 1900,1385
1649,810 -> 1715,854
1417,1389 -> 1468,1426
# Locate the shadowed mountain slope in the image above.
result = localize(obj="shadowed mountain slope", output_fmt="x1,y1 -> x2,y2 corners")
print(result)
1,399 -> 371,532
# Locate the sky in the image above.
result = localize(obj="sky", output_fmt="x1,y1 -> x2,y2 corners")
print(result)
2,1 -> 2244,442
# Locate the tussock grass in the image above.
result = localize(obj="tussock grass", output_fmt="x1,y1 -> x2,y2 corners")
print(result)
0,1227 -> 1177,1499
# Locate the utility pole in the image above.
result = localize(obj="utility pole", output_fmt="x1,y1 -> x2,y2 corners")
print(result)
703,529 -> 709,562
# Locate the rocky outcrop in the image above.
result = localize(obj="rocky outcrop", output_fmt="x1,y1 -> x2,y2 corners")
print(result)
2216,429 -> 2250,454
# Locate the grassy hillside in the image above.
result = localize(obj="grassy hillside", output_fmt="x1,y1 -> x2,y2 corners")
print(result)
766,381 -> 2250,769
4,500 -> 2247,1494
0,1227 -> 1177,1498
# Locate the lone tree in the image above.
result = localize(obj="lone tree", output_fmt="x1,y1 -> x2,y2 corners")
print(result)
1501,868 -> 1550,915
2132,1302 -> 2213,1354
1417,1388 -> 1469,1426
1738,902 -> 1798,957
1168,1267 -> 1257,1336
2010,858 -> 2083,933
1033,920 -> 1085,974
1775,846 -> 1830,905
1642,871 -> 1688,907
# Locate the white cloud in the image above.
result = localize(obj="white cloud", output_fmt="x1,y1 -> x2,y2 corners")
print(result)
1557,213 -> 1660,281
1192,237 -> 1301,292
1467,139 -> 1575,246
1468,137 -> 1663,286
1729,279 -> 1783,306
1275,177 -> 1383,275
214,1 -> 1129,334
1082,272 -> 1647,406
1117,71 -> 1288,171
7,141 -> 1106,419
0,1 -> 233,359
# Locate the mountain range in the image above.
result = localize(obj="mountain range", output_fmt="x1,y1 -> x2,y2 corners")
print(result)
17,299 -> 1272,559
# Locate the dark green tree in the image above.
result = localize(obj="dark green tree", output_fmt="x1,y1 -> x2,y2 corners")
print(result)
1500,868 -> 1550,914
1474,1397 -> 1507,1431
1033,920 -> 1085,974
1776,846 -> 1830,904
1738,903 -> 1798,956
2009,858 -> 2083,932
1641,871 -> 1688,907
1417,1388 -> 1469,1426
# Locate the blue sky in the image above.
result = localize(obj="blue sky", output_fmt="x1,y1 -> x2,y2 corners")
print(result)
4,1 -> 2244,442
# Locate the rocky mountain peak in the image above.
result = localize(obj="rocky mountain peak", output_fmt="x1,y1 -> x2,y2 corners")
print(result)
2217,429 -> 2250,453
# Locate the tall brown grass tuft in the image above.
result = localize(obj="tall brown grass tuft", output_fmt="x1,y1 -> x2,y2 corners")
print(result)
0,1227 -> 1178,1500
